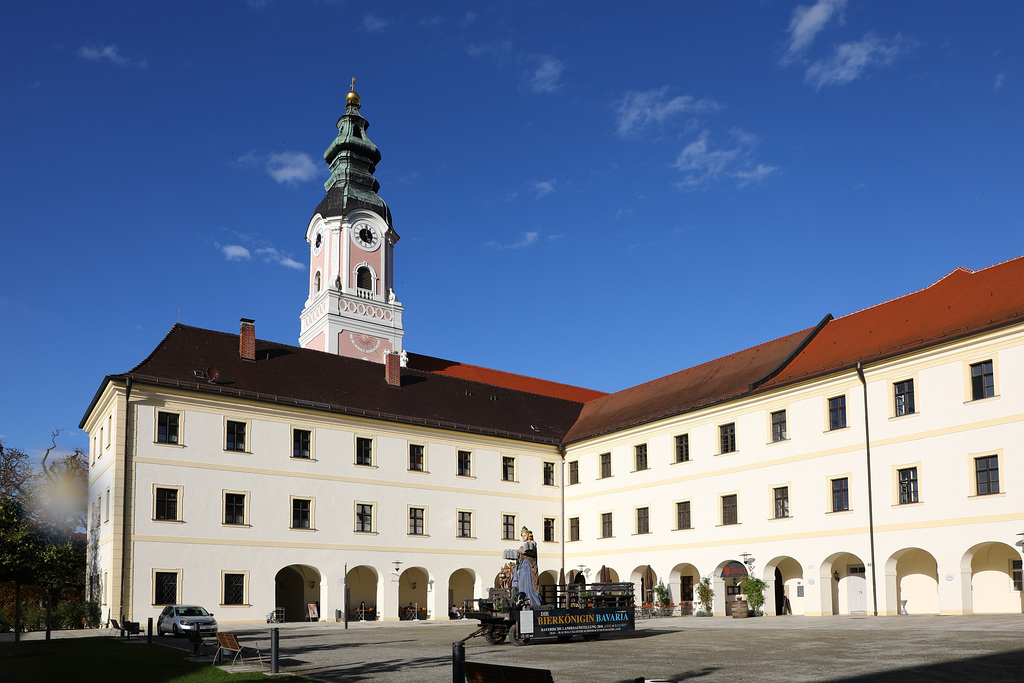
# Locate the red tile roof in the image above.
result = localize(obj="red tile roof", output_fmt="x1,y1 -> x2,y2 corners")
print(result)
406,352 -> 606,403
760,256 -> 1024,390
563,326 -> 821,444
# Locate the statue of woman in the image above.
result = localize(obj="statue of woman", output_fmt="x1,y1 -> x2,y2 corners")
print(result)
513,526 -> 543,606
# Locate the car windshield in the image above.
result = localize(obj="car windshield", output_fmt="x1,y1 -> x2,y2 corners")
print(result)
175,607 -> 210,617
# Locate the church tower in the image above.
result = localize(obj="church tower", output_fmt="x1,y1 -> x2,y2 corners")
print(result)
299,83 -> 405,363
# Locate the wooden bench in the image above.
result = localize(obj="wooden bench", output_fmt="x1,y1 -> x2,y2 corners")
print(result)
464,661 -> 555,683
213,632 -> 264,668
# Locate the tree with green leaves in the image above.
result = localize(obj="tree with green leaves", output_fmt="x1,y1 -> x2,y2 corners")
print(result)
741,576 -> 767,616
0,433 -> 90,652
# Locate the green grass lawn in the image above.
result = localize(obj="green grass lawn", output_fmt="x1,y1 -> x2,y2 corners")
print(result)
0,636 -> 307,682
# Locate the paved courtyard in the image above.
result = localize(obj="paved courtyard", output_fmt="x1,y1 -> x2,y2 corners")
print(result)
159,614 -> 1023,682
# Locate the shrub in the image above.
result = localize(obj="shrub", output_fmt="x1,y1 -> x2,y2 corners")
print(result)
696,574 -> 714,615
741,576 -> 767,616
653,579 -> 670,607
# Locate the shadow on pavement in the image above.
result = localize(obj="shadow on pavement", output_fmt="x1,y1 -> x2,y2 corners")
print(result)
826,649 -> 1024,682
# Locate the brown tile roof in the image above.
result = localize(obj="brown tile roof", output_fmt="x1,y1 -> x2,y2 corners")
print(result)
100,324 -> 587,445
563,326 -> 822,444
406,352 -> 607,403
760,256 -> 1024,390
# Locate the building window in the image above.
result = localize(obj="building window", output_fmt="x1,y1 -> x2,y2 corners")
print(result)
543,517 -> 555,543
676,501 -> 691,530
502,514 -> 517,540
355,503 -> 373,532
898,467 -> 919,504
1012,560 -> 1022,591
636,507 -> 650,534
408,507 -> 424,535
293,429 -> 311,459
154,571 -> 178,605
894,379 -> 915,416
600,512 -> 613,538
975,455 -> 999,495
569,517 -> 580,542
157,411 -> 179,444
634,444 -> 648,471
224,492 -> 246,525
543,461 -> 556,486
722,494 -> 738,525
409,444 -> 424,472
681,576 -> 694,602
771,410 -> 787,442
155,487 -> 179,521
104,488 -> 110,522
502,456 -> 515,482
568,461 -> 579,485
832,477 -> 850,512
292,498 -> 312,529
970,360 -> 995,400
223,573 -> 245,606
355,437 -> 373,466
225,420 -> 246,452
774,486 -> 790,518
599,452 -> 611,479
457,510 -> 473,538
457,450 -> 472,477
674,434 -> 689,463
828,396 -> 847,430
719,423 -> 736,454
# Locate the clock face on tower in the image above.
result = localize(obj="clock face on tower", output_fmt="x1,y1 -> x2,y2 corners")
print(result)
313,231 -> 323,255
353,222 -> 380,251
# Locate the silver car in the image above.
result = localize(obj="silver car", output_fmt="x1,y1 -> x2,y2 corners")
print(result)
157,604 -> 218,636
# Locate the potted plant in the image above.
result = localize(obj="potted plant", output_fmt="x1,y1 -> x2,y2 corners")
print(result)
696,575 -> 714,616
740,576 -> 767,616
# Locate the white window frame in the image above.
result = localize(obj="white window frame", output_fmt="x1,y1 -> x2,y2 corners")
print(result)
407,505 -> 428,536
968,449 -> 1004,498
224,417 -> 251,453
408,443 -> 428,473
962,356 -> 1000,403
290,495 -> 315,530
456,508 -> 475,539
354,500 -> 377,534
354,435 -> 375,467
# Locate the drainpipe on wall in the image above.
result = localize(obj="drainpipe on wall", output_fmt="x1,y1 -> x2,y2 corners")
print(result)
558,444 -> 566,583
855,363 -> 879,617
120,378 -> 133,621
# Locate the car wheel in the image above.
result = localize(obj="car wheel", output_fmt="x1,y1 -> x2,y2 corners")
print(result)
172,623 -> 179,637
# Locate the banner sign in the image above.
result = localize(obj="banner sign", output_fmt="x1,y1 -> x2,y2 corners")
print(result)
518,607 -> 634,638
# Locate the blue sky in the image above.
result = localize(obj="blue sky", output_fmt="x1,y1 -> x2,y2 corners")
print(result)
1,1 -> 1022,460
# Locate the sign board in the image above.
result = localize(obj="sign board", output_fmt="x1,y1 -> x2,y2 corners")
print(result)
519,607 -> 634,638
307,603 -> 319,620
721,561 -> 748,578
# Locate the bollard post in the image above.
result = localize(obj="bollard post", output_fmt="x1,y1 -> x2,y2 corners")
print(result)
452,641 -> 465,683
271,627 -> 279,674
147,618 -> 153,645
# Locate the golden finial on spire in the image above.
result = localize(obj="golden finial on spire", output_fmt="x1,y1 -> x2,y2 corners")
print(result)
346,77 -> 360,106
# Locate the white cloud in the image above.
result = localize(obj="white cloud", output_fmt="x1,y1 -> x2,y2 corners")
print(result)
530,56 -> 564,93
266,152 -> 318,184
673,129 -> 779,189
614,87 -> 722,137
804,33 -> 902,90
466,41 -> 512,60
784,0 -> 846,60
532,180 -> 556,198
362,14 -> 388,33
487,232 -> 539,250
256,247 -> 304,270
994,72 -> 1005,90
733,163 -> 781,188
77,44 -> 146,68
221,245 -> 251,261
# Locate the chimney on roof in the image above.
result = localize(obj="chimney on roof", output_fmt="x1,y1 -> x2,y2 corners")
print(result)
385,350 -> 401,387
239,318 -> 256,362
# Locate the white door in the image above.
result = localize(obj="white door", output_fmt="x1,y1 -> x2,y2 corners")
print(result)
847,566 -> 867,613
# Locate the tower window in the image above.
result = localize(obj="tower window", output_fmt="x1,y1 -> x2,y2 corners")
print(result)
356,266 -> 372,291
314,272 -> 321,293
